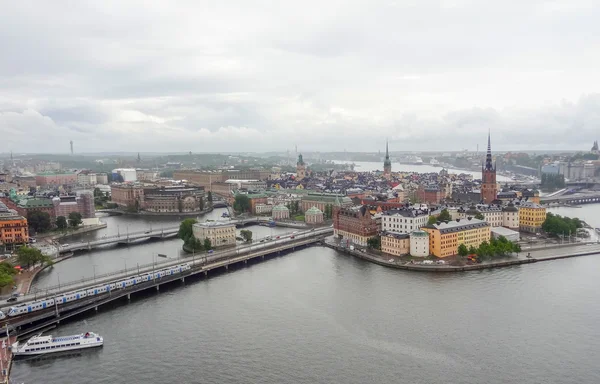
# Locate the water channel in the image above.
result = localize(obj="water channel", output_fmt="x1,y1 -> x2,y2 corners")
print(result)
11,206 -> 600,383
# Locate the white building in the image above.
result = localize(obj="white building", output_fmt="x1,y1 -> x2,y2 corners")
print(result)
96,173 -> 109,185
491,226 -> 520,242
381,209 -> 429,234
192,221 -> 236,247
224,179 -> 267,190
457,203 -> 519,230
501,202 -> 520,230
255,203 -> 273,215
77,171 -> 97,186
112,168 -> 137,182
410,230 -> 430,257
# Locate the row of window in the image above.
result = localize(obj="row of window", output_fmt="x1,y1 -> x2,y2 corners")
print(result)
26,342 -> 81,352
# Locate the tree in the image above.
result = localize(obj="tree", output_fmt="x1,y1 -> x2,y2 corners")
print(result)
203,238 -> 212,251
0,262 -> 17,287
184,235 -> 203,251
542,213 -> 582,238
458,244 -> 469,257
68,212 -> 83,228
16,246 -> 54,269
427,216 -> 438,225
207,191 -> 213,203
474,212 -> 485,220
233,194 -> 251,213
55,216 -> 68,230
367,236 -> 381,250
27,211 -> 52,233
178,218 -> 198,240
240,229 -> 253,242
438,209 -> 452,222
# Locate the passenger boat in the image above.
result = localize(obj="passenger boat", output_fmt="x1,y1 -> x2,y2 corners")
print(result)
12,332 -> 103,357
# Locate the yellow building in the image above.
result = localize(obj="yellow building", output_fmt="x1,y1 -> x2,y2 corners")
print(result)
422,218 -> 490,258
0,202 -> 29,248
517,201 -> 546,233
381,232 -> 410,256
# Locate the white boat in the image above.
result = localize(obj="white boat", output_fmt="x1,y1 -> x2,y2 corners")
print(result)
12,332 -> 103,357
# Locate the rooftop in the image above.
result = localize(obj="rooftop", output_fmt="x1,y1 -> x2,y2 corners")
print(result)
381,231 -> 410,240
193,221 -> 236,228
382,208 -> 428,217
423,218 -> 489,234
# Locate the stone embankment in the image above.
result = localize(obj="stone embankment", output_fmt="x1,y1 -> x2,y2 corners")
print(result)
324,241 -> 600,272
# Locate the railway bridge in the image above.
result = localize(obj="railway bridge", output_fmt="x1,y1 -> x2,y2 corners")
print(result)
2,228 -> 333,337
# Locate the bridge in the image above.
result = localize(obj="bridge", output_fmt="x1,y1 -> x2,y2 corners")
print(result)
1,228 -> 333,337
540,193 -> 600,205
59,217 -> 303,253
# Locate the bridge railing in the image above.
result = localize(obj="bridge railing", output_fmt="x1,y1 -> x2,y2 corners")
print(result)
31,258 -> 180,294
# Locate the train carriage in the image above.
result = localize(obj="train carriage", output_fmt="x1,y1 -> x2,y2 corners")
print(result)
3,263 -> 192,319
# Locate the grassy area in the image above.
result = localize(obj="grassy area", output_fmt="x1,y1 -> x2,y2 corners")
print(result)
293,215 -> 305,221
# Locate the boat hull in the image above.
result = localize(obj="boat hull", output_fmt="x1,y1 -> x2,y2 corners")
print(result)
13,341 -> 103,357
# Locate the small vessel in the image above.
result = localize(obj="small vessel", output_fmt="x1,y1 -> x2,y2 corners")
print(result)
595,228 -> 600,234
12,332 -> 103,357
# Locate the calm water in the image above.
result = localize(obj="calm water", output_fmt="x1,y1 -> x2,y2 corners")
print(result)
33,208 -> 294,289
13,205 -> 600,383
12,247 -> 600,384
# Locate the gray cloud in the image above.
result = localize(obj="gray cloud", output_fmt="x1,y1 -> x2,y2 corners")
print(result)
0,0 -> 599,154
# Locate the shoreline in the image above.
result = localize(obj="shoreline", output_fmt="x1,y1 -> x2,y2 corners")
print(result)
323,242 -> 600,272
97,206 -> 214,217
36,223 -> 108,242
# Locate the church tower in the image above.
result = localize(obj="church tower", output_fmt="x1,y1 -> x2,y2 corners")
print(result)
481,132 -> 497,204
383,139 -> 392,180
296,153 -> 306,181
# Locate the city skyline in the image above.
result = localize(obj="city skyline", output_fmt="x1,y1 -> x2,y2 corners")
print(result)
1,1 -> 600,153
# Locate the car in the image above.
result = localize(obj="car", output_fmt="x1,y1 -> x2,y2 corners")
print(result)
290,236 -> 295,239
276,236 -> 280,239
208,250 -> 214,253
145,230 -> 151,234
7,296 -> 17,303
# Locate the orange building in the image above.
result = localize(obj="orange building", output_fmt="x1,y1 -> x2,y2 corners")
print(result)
0,202 -> 28,247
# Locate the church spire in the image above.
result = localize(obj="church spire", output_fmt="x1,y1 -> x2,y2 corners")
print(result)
484,130 -> 494,171
385,139 -> 389,160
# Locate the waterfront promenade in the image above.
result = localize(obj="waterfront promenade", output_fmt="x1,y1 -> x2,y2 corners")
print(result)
324,240 -> 600,272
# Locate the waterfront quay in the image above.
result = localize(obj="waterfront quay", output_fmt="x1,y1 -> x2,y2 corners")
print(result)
0,228 -> 332,338
325,240 -> 600,272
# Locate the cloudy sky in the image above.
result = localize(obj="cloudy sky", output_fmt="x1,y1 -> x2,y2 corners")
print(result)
1,0 -> 600,154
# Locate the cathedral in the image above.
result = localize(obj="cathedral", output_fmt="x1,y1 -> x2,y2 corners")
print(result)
481,133 -> 498,204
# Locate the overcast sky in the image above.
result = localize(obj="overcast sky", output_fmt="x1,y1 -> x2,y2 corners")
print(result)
1,0 -> 600,154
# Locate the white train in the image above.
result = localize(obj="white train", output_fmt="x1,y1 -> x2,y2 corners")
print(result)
0,264 -> 191,320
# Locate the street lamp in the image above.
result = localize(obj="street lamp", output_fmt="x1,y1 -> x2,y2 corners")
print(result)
120,258 -> 127,276
57,272 -> 61,292
93,264 -> 98,284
